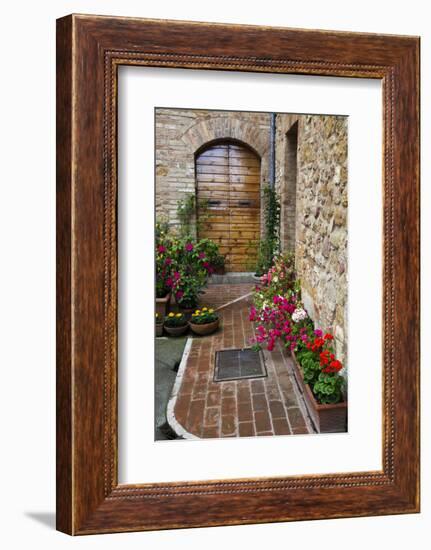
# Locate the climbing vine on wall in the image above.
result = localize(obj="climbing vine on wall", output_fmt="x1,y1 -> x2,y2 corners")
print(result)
255,185 -> 281,275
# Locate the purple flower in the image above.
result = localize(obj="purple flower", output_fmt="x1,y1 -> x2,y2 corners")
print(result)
185,243 -> 194,252
157,245 -> 166,253
198,252 -> 206,259
314,329 -> 323,337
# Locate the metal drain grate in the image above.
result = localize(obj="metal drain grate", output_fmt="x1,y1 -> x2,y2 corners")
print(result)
214,348 -> 267,382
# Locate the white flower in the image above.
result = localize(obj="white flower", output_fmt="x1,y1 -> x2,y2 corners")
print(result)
292,307 -> 307,323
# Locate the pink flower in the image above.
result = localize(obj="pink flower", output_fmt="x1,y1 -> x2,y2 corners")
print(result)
173,271 -> 181,280
185,243 -> 194,252
166,277 -> 173,288
175,290 -> 184,300
267,339 -> 275,352
157,245 -> 166,253
198,252 -> 206,259
164,257 -> 172,265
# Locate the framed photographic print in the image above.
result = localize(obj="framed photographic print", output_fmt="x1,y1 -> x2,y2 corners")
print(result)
56,14 -> 420,534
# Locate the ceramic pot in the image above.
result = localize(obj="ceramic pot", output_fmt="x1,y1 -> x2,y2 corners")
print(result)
189,318 -> 219,336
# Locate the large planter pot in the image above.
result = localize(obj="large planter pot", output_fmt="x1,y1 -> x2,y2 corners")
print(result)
291,351 -> 347,434
189,318 -> 219,336
155,322 -> 164,337
164,323 -> 189,337
155,292 -> 171,318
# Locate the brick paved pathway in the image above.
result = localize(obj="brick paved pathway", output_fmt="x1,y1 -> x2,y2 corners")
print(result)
171,283 -> 311,439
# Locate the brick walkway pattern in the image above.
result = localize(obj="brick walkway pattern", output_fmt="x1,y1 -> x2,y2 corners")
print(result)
172,283 -> 311,438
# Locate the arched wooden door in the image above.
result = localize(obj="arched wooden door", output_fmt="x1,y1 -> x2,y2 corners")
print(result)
196,141 -> 261,272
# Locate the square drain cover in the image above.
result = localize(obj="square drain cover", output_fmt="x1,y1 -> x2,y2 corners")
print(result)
214,348 -> 267,382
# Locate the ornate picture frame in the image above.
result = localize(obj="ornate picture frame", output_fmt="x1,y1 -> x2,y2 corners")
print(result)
56,14 -> 420,534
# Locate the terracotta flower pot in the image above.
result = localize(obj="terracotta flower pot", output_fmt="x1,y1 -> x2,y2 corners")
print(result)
155,322 -> 164,337
164,323 -> 189,337
189,318 -> 219,336
155,292 -> 171,318
291,351 -> 347,434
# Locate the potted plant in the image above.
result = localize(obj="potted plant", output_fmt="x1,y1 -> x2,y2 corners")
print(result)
292,331 -> 347,433
174,273 -> 201,312
164,312 -> 189,336
155,312 -> 164,337
189,307 -> 219,336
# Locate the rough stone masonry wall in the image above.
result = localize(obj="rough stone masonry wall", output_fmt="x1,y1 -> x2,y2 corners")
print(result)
155,108 -> 271,234
276,114 -> 348,370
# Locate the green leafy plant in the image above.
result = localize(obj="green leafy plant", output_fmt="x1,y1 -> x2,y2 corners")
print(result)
176,194 -> 196,237
164,312 -> 187,327
174,272 -> 202,309
313,372 -> 344,404
295,332 -> 345,404
190,307 -> 218,325
255,185 -> 281,275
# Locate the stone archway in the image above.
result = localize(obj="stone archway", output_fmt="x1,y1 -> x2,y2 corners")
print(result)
195,139 -> 261,272
181,116 -> 268,160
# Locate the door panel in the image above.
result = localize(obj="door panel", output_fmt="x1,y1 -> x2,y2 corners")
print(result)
196,142 -> 261,272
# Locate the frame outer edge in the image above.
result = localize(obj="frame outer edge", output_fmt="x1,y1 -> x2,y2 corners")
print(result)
56,14 -> 74,535
57,14 -> 421,534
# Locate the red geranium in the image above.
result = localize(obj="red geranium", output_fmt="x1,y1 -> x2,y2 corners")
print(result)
322,359 -> 343,374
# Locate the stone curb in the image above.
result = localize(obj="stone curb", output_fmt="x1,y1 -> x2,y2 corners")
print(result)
166,337 -> 200,440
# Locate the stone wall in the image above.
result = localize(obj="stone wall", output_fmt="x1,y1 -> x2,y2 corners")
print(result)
155,108 -> 271,233
275,114 -> 348,369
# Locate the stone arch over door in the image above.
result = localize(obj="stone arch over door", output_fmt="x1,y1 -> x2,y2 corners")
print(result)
181,117 -> 269,160
195,139 -> 261,272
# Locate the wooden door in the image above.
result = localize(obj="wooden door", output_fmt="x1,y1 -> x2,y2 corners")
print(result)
196,142 -> 261,272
